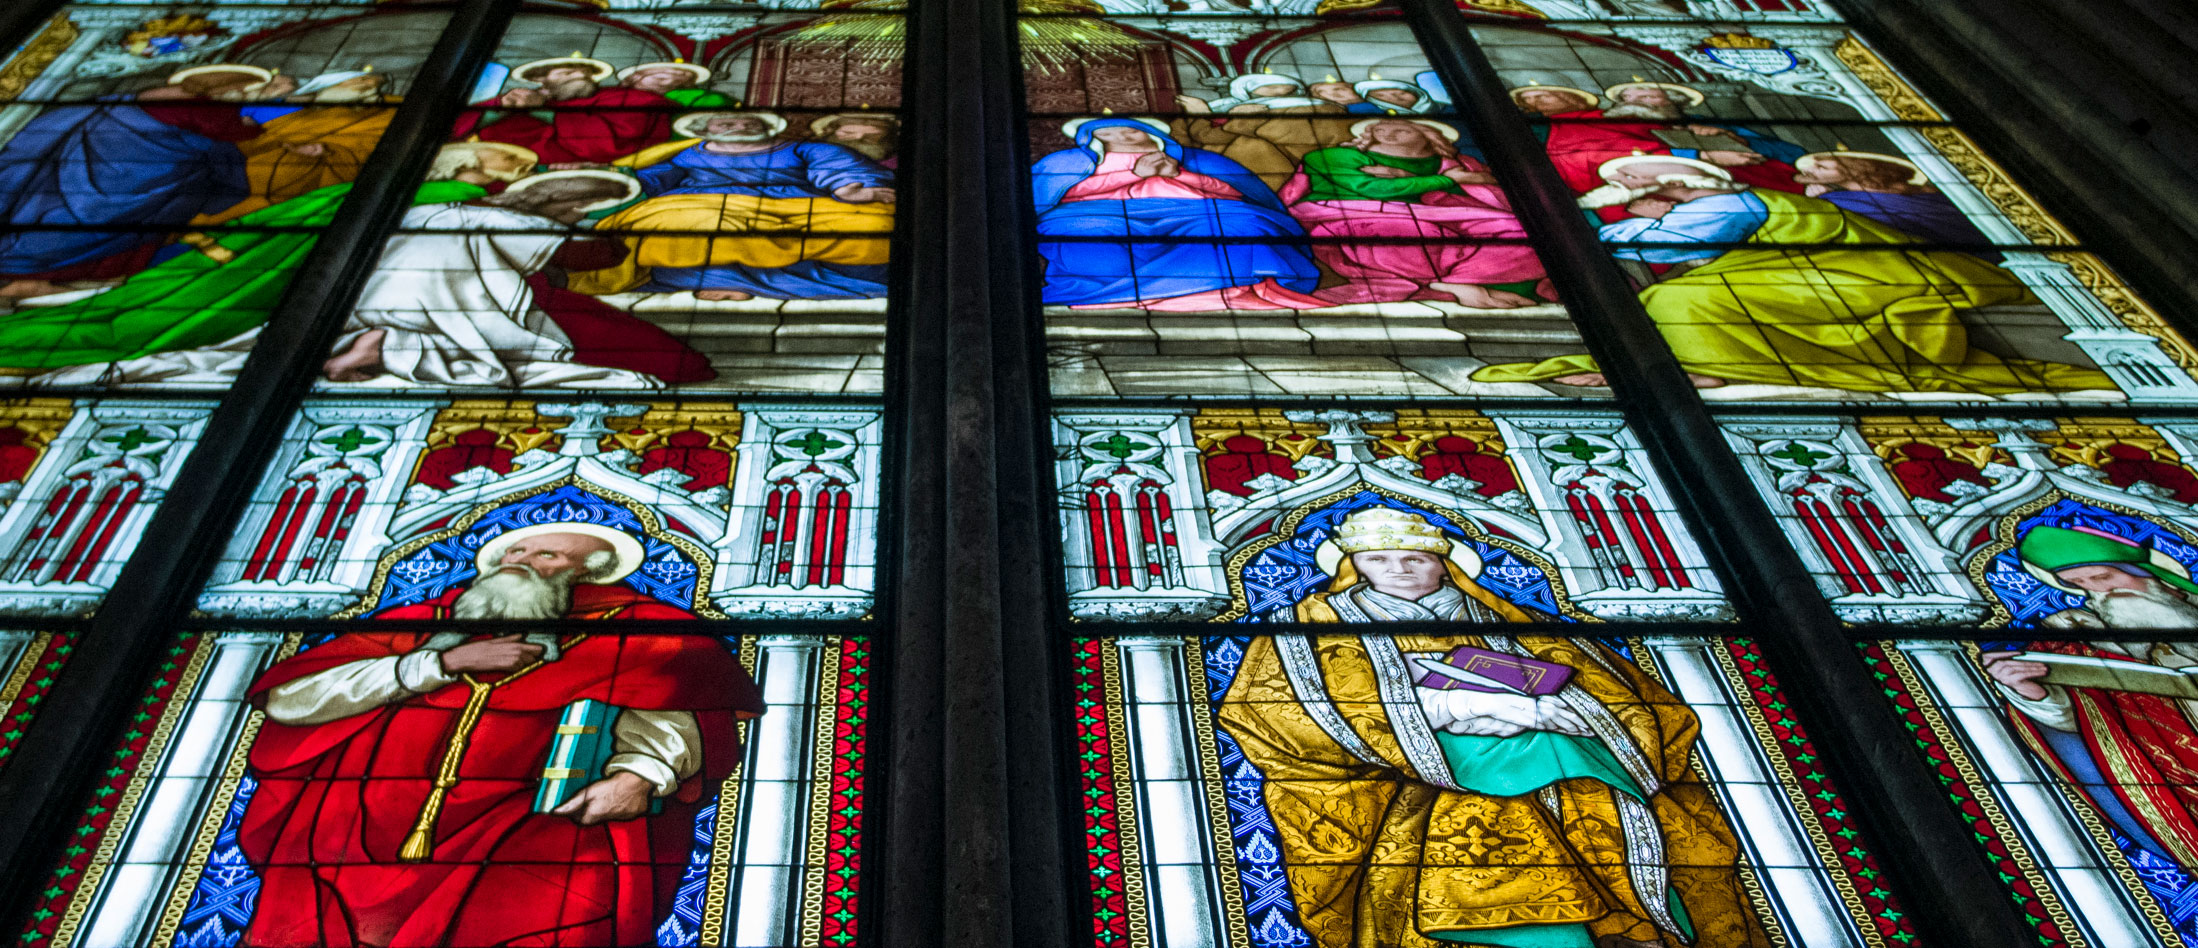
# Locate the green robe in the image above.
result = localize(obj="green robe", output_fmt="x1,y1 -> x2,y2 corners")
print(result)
664,89 -> 733,108
0,180 -> 486,369
1295,147 -> 1458,203
1472,188 -> 2117,395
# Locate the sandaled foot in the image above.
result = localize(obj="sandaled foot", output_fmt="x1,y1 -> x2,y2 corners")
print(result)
1552,372 -> 1610,387
1687,373 -> 1727,388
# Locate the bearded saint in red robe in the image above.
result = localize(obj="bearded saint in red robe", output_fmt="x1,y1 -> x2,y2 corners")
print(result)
451,57 -> 677,166
237,524 -> 763,947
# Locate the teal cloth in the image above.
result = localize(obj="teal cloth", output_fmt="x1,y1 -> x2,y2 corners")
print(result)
1423,730 -> 1696,944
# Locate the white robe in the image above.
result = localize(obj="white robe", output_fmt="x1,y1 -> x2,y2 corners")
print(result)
32,203 -> 661,390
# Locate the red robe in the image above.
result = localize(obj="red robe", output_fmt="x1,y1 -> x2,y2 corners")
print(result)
237,585 -> 762,947
1541,109 -> 1806,221
451,88 -> 675,165
2004,640 -> 2198,869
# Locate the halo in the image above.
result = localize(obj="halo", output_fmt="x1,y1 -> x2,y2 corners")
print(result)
810,111 -> 897,137
617,61 -> 711,84
1507,84 -> 1598,107
168,64 -> 274,86
1313,535 -> 1484,581
1796,150 -> 1928,185
672,110 -> 787,139
512,57 -> 616,84
1595,152 -> 1732,182
1603,81 -> 1706,108
475,522 -> 646,584
1349,117 -> 1460,142
503,169 -> 642,212
1061,116 -> 1170,140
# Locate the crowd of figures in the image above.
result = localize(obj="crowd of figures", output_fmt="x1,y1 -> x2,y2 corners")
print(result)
0,55 -> 901,390
1037,72 -> 2122,399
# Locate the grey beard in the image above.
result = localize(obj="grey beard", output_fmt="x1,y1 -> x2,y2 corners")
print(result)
699,131 -> 775,143
1605,102 -> 1685,120
2092,585 -> 2198,629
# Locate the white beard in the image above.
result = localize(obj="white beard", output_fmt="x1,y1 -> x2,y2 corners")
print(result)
699,131 -> 775,143
454,565 -> 574,620
1605,102 -> 1684,120
2091,585 -> 2198,629
1579,182 -> 1660,208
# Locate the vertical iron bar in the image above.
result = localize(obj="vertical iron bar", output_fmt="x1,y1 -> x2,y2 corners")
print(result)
0,0 -> 520,927
1398,1 -> 2038,944
879,0 -> 1069,944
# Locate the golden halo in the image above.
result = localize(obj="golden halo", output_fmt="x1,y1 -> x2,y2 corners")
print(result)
1596,152 -> 1732,182
617,61 -> 711,84
672,110 -> 787,138
1507,84 -> 1598,107
168,64 -> 274,86
503,169 -> 641,212
474,522 -> 646,584
512,57 -> 616,84
810,111 -> 897,137
1603,81 -> 1707,108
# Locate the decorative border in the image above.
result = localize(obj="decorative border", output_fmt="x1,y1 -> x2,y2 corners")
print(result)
1181,638 -> 1250,948
23,635 -> 212,947
0,14 -> 77,101
1860,641 -> 2084,946
0,632 -> 68,773
817,636 -> 870,947
1073,639 -> 1134,947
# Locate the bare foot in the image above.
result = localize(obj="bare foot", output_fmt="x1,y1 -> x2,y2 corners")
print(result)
0,280 -> 68,299
696,289 -> 752,302
1430,282 -> 1536,309
1687,373 -> 1727,388
1552,372 -> 1610,387
322,328 -> 386,382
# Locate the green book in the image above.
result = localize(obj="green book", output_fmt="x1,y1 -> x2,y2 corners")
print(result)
534,699 -> 662,814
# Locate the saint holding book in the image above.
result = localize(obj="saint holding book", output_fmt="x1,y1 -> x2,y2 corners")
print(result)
1219,507 -> 1770,947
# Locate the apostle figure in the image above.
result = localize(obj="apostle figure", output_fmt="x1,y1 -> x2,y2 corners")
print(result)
1308,80 -> 1366,110
1471,156 -> 2116,396
617,61 -> 729,108
451,57 -> 675,167
1281,118 -> 1550,307
0,142 -> 541,387
568,111 -> 895,301
1171,73 -> 1356,189
1513,81 -> 1806,220
1972,525 -> 2198,873
1220,506 -> 1772,947
197,68 -> 397,225
1032,117 -> 1323,310
325,169 -> 709,387
1347,79 -> 1435,115
0,64 -> 271,298
811,112 -> 900,168
1791,150 -> 1998,256
238,522 -> 763,947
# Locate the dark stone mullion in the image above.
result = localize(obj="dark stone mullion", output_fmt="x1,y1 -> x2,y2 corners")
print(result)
1396,0 -> 2037,944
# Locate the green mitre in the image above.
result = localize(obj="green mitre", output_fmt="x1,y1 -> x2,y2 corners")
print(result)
2016,525 -> 2198,595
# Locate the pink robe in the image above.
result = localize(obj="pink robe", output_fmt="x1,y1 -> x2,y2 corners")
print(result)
1279,153 -> 1546,305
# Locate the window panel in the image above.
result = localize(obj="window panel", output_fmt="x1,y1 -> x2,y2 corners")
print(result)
0,398 -> 212,616
1074,633 -> 1914,946
1054,407 -> 1730,622
14,630 -> 871,948
1720,414 -> 2198,627
197,399 -> 881,621
1867,638 -> 2196,945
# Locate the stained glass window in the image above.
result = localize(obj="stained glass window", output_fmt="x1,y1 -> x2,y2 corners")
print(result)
0,0 -> 2188,944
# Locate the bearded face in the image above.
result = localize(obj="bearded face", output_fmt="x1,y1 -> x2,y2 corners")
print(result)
454,561 -> 578,620
1604,98 -> 1686,121
700,117 -> 774,143
2088,580 -> 2198,629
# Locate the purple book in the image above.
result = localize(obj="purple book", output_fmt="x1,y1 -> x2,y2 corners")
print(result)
1411,645 -> 1573,696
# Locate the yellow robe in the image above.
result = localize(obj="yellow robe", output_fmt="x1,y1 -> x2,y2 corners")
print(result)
565,138 -> 895,296
1218,602 -> 1770,947
1472,188 -> 2116,395
195,105 -> 394,226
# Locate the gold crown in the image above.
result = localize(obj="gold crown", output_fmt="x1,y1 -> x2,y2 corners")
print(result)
1704,32 -> 1777,49
1332,508 -> 1452,555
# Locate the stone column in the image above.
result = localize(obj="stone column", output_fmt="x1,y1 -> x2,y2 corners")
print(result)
1116,636 -> 1226,946
727,635 -> 827,946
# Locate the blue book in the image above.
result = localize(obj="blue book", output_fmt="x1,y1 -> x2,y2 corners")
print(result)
534,699 -> 662,814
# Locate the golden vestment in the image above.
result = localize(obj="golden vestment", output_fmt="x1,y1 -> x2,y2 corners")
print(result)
1220,571 -> 1770,946
1170,104 -> 1357,191
566,138 -> 894,296
196,105 -> 395,226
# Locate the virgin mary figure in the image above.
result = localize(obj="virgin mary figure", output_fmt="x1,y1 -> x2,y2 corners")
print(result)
1031,117 -> 1324,311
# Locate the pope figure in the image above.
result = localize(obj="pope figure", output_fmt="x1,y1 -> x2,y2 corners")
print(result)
237,523 -> 763,947
1220,507 -> 1772,947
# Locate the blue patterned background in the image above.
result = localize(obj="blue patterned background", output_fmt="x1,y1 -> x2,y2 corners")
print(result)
1238,493 -> 1563,623
1979,499 -> 2198,628
372,485 -> 702,615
